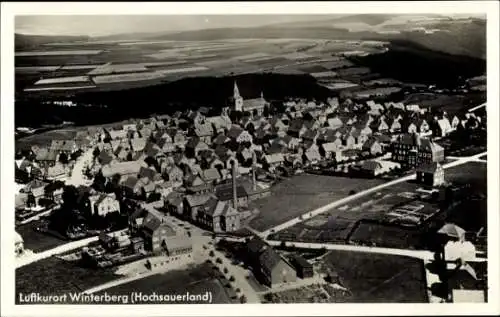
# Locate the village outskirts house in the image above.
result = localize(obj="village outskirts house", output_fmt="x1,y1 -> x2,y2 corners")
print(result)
246,237 -> 297,287
416,162 -> 445,187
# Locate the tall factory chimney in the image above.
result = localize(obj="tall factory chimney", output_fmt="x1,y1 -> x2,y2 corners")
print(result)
231,160 -> 238,210
252,151 -> 257,190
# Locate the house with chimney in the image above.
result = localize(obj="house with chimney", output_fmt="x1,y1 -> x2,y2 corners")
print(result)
196,197 -> 241,232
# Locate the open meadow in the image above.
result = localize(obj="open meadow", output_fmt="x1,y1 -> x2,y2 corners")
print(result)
248,174 -> 386,232
100,262 -> 239,304
318,250 -> 428,303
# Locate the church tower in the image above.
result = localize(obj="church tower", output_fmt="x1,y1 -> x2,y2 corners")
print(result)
233,81 -> 243,112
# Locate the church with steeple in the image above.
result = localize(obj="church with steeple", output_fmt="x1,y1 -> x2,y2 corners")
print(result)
231,81 -> 269,116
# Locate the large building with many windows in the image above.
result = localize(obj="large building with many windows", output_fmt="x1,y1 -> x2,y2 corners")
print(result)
393,134 -> 444,168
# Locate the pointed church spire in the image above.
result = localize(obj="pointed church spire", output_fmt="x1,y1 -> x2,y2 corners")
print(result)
260,91 -> 264,100
234,81 -> 240,98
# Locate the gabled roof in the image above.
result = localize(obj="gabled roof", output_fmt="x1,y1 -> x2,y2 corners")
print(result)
362,138 -> 380,150
142,214 -> 162,232
419,138 -> 444,153
360,160 -> 383,171
138,166 -> 160,180
247,236 -> 268,255
202,168 -> 221,182
99,150 -> 114,165
227,125 -> 246,139
194,122 -> 214,137
213,133 -> 230,145
185,194 -> 213,208
215,183 -> 248,201
321,142 -> 340,152
264,153 -> 284,164
130,138 -> 147,152
259,247 -> 283,272
102,160 -> 143,178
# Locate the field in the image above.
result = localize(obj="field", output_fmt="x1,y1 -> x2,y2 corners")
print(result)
16,220 -> 68,252
351,87 -> 402,98
269,160 -> 487,249
248,174 -> 386,232
16,38 -> 388,94
402,92 -> 486,115
100,263 -> 238,304
262,283 -> 351,303
16,256 -> 121,303
444,161 -> 487,233
318,250 -> 428,303
266,180 -> 427,246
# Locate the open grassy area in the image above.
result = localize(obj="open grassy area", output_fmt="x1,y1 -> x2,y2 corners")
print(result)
268,181 -> 432,247
444,161 -> 487,233
16,220 -> 68,252
248,174 -> 386,232
319,250 -> 428,303
16,256 -> 121,303
101,263 -> 238,304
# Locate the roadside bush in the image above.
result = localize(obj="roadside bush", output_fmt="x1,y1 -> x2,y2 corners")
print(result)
209,250 -> 215,257
229,275 -> 235,282
240,295 -> 247,303
216,257 -> 222,264
223,267 -> 229,274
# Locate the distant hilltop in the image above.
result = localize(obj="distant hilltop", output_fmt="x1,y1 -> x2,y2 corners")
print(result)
15,14 -> 486,60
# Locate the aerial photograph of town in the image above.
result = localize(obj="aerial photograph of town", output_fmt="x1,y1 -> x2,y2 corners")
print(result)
6,7 -> 495,310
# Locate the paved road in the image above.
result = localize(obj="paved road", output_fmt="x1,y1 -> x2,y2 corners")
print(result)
267,240 -> 434,260
16,236 -> 100,269
204,243 -> 261,303
258,151 -> 487,238
65,148 -> 93,187
83,254 -> 197,294
16,229 -> 128,269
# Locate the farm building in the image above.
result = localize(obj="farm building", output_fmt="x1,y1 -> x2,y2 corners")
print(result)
246,236 -> 297,287
289,254 -> 314,279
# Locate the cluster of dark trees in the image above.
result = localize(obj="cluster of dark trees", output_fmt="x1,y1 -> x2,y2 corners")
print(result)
16,73 -> 333,128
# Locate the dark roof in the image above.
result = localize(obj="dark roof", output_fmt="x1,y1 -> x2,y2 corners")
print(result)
259,247 -> 283,272
247,236 -> 268,255
227,125 -> 245,139
290,254 -> 312,269
215,183 -> 248,201
142,214 -> 162,232
138,166 -> 159,180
